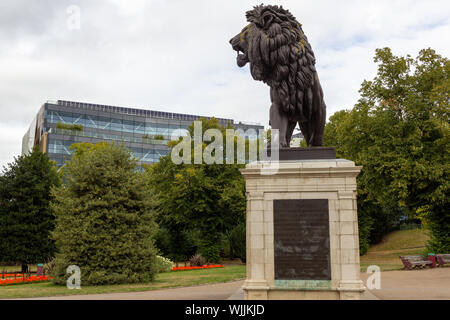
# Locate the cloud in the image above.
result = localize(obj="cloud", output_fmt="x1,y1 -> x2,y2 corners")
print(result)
0,0 -> 449,168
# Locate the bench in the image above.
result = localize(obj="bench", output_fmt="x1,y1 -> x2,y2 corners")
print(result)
399,255 -> 433,270
436,254 -> 450,267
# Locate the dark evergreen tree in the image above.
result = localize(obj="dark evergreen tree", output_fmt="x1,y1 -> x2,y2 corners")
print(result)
51,142 -> 158,285
0,147 -> 60,272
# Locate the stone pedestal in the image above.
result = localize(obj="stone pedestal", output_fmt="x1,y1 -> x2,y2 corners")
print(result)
240,158 -> 366,300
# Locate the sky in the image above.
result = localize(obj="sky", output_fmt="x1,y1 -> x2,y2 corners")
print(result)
0,0 -> 449,168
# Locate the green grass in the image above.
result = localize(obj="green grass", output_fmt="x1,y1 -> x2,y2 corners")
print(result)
360,228 -> 430,272
0,265 -> 246,299
0,229 -> 431,298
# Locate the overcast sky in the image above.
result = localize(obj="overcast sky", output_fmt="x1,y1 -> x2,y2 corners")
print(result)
0,0 -> 449,168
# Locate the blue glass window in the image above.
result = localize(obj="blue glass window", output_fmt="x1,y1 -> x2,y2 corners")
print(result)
72,113 -> 85,126
111,118 -> 122,131
85,115 -> 98,129
97,116 -> 111,130
48,139 -> 74,155
145,123 -> 157,135
123,120 -> 134,133
156,124 -> 169,136
134,121 -> 145,134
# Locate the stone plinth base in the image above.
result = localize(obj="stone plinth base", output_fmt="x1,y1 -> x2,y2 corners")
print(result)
240,158 -> 366,300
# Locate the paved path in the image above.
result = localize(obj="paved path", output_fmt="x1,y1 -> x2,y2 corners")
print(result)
20,268 -> 450,300
360,267 -> 450,300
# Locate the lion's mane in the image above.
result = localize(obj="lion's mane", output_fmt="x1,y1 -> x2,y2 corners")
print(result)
242,5 -> 319,122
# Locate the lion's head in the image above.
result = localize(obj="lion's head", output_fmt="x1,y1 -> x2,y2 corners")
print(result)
230,4 -> 317,117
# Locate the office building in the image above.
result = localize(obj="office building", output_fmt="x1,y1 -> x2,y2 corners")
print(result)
22,100 -> 264,168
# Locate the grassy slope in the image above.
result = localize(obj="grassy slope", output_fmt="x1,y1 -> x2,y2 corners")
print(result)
0,265 -> 245,299
360,228 -> 430,271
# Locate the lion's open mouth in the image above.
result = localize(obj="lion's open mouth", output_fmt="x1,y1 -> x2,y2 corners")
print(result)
237,51 -> 249,67
230,35 -> 249,68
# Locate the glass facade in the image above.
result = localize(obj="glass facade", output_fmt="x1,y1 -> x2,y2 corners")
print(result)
22,100 -> 264,168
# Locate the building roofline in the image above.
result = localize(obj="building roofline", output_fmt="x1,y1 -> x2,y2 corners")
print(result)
46,100 -> 262,127
52,99 -> 233,122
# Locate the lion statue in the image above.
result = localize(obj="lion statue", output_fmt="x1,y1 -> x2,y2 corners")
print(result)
230,4 -> 326,147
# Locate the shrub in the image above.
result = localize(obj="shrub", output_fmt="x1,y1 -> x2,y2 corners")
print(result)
198,242 -> 220,263
189,254 -> 206,267
154,227 -> 197,263
230,223 -> 246,263
0,147 -> 60,272
155,255 -> 173,273
56,122 -> 83,131
43,258 -> 56,275
51,142 -> 158,285
426,205 -> 450,253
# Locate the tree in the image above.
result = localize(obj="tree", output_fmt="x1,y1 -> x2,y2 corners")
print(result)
0,147 -> 60,272
324,47 -> 449,253
51,142 -> 158,285
229,222 -> 246,263
146,118 -> 247,263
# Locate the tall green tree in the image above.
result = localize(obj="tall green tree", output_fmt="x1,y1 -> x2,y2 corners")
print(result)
324,47 -> 449,253
0,147 -> 60,272
51,142 -> 158,285
147,118 -> 247,262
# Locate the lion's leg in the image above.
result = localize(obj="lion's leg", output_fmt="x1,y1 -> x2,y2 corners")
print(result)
270,103 -> 289,148
269,88 -> 290,148
298,121 -> 311,147
286,121 -> 297,147
310,104 -> 326,146
310,80 -> 327,147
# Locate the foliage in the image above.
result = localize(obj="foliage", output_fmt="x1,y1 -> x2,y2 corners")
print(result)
0,147 -> 60,271
50,142 -> 158,285
154,227 -> 197,262
155,255 -> 174,273
56,122 -> 83,131
324,47 -> 449,254
230,223 -> 246,262
146,118 -> 247,263
153,135 -> 165,140
427,206 -> 450,253
43,258 -> 56,275
189,254 -> 206,267
198,241 -> 221,263
0,265 -> 246,299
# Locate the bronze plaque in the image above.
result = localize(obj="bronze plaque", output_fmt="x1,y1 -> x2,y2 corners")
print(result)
274,199 -> 331,280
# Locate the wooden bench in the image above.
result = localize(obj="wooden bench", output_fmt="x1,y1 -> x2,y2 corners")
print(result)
436,254 -> 450,267
399,255 -> 433,270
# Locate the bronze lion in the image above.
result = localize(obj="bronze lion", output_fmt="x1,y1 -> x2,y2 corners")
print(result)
230,4 -> 326,147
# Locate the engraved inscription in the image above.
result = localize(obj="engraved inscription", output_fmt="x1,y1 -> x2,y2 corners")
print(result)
274,199 -> 331,280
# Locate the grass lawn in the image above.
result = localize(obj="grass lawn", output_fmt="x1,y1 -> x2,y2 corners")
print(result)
360,228 -> 430,272
0,229 -> 433,298
0,264 -> 245,299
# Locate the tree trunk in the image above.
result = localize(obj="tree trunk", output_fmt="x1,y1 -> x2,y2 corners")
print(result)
21,264 -> 28,274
